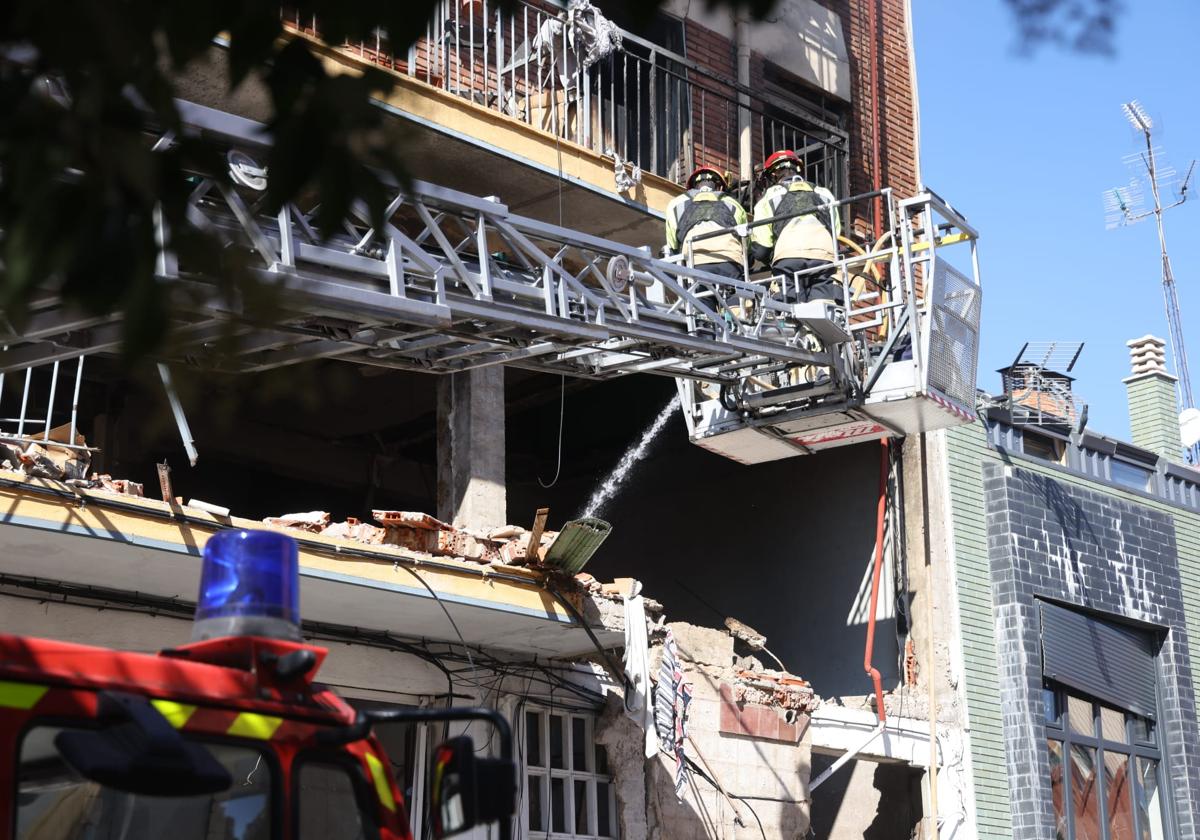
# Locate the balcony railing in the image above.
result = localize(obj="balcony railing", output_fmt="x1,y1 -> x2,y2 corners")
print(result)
283,1 -> 848,193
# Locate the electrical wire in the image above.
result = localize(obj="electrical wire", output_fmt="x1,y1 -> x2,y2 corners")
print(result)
394,563 -> 477,686
684,755 -> 767,840
538,374 -> 566,488
0,573 -> 607,705
542,581 -> 635,711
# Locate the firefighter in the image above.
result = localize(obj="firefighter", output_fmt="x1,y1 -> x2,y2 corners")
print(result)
750,150 -> 842,304
665,166 -> 748,281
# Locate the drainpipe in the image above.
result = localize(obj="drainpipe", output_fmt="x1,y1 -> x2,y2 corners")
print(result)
863,438 -> 888,724
735,13 -> 752,185
904,0 -> 922,187
810,439 -> 888,796
866,0 -> 883,237
814,452 -> 891,799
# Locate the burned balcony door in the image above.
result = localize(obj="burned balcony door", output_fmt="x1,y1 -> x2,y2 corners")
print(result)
756,61 -> 848,200
588,11 -> 688,183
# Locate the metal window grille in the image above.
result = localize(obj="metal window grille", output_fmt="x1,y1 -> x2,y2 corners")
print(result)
521,708 -> 618,839
280,0 -> 848,189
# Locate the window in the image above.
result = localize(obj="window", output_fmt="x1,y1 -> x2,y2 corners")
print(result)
348,698 -> 422,838
523,708 -> 617,838
1110,458 -> 1153,492
1023,430 -> 1066,464
297,760 -> 371,840
16,726 -> 272,839
1044,686 -> 1169,840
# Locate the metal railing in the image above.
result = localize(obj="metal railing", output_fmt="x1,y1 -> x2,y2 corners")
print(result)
671,185 -> 982,416
0,356 -> 89,453
283,1 -> 847,190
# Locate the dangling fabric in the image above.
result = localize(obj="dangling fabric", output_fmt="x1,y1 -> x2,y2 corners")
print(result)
654,628 -> 693,798
622,585 -> 660,759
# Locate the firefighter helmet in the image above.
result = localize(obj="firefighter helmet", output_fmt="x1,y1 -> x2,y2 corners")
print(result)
763,149 -> 801,175
687,166 -> 728,190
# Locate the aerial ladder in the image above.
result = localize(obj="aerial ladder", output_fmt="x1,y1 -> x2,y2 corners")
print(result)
0,100 -> 982,463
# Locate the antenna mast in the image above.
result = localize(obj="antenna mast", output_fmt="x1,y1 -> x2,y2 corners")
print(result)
1107,100 -> 1198,462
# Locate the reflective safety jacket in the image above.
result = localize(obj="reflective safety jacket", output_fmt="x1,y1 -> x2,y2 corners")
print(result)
751,180 -> 840,264
665,188 -> 748,267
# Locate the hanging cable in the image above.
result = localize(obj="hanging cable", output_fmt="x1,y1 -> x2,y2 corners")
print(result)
538,374 -> 566,488
395,564 -> 477,687
685,756 -> 767,840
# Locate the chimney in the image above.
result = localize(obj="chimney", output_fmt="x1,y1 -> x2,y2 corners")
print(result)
1123,335 -> 1182,460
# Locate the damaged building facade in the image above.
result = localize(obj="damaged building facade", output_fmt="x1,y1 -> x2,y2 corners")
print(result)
0,1 -> 1000,838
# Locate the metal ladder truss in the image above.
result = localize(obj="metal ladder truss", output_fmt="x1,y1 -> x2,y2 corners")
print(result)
1,100 -> 836,385
0,100 -> 981,462
677,189 -> 983,463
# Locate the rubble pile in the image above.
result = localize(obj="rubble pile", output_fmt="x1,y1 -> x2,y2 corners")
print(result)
263,509 -> 560,566
575,573 -> 664,611
0,425 -> 92,482
0,426 -> 144,496
75,474 -> 145,497
732,668 -> 818,712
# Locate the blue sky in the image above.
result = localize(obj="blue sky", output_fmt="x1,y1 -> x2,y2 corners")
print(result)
913,0 -> 1200,440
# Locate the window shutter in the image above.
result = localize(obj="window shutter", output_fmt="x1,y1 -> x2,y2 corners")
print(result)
1039,601 -> 1158,720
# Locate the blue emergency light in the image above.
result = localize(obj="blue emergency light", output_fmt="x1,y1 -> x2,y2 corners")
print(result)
192,529 -> 302,641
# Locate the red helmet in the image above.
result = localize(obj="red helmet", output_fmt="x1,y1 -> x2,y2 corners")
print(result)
763,149 -> 801,173
687,166 -> 728,190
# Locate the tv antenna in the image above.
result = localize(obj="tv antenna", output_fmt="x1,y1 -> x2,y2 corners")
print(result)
1000,342 -> 1087,430
1104,100 -> 1198,462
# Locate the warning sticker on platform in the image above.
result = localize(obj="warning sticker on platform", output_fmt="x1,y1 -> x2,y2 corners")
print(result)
788,421 -> 887,448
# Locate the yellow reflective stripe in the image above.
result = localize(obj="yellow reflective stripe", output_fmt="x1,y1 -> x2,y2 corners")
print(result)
0,680 -> 48,710
364,752 -> 396,812
911,232 -> 970,252
150,699 -> 197,729
227,712 -> 283,740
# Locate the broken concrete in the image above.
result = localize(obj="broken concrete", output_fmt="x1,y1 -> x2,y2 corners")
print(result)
0,424 -> 92,482
261,507 -> 561,569
598,619 -> 815,840
263,510 -> 331,533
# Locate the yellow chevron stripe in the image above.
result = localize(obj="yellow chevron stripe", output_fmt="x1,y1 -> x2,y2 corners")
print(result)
364,752 -> 396,812
227,712 -> 283,740
151,699 -> 197,729
0,680 -> 47,710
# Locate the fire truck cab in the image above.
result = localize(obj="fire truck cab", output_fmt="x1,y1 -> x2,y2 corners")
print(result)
0,530 -> 515,840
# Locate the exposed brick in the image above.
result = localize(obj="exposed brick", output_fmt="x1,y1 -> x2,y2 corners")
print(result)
718,683 -> 802,743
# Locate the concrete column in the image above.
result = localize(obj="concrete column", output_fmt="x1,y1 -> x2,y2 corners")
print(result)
436,368 -> 506,530
1124,335 -> 1182,461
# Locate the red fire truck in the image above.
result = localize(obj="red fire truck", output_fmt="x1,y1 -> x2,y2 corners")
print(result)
0,529 -> 515,839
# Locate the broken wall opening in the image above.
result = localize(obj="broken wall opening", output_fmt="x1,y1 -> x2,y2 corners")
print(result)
808,754 -> 924,839
510,374 -> 905,701
8,356 -> 904,702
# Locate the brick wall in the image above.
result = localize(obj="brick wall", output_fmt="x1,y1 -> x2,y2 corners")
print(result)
682,0 -> 919,226
683,19 -> 738,175
825,0 -> 918,202
983,461 -> 1200,840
